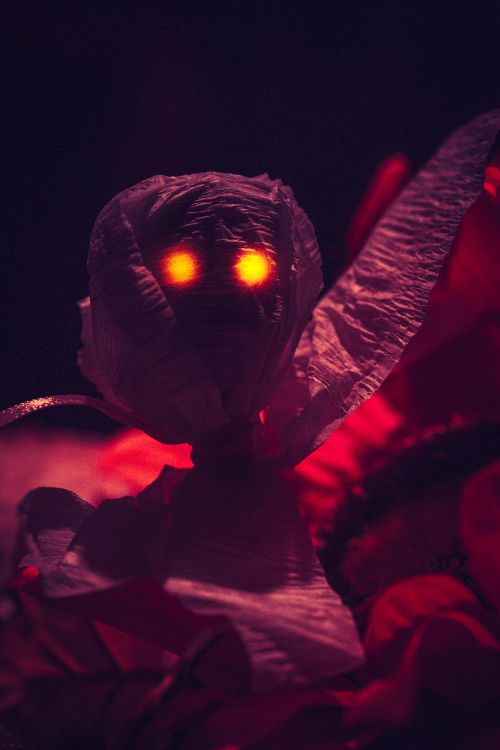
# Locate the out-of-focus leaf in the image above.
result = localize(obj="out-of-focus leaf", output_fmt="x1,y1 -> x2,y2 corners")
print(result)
0,590 -> 249,749
177,686 -> 377,750
461,460 -> 500,612
345,574 -> 500,732
364,574 -> 479,672
52,578 -> 252,697
344,153 -> 411,267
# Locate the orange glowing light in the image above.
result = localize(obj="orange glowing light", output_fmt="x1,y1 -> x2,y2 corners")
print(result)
234,248 -> 274,286
162,249 -> 199,285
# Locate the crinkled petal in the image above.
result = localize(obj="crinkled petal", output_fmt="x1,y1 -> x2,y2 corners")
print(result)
268,110 -> 500,465
17,462 -> 363,694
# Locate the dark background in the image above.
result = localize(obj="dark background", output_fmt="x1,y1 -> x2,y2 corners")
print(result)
2,1 -> 499,433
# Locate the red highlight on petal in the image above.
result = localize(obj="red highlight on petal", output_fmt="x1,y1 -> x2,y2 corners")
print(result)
484,166 -> 500,201
10,565 -> 40,589
344,153 -> 411,267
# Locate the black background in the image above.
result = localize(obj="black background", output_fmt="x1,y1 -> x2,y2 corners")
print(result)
2,1 -> 499,433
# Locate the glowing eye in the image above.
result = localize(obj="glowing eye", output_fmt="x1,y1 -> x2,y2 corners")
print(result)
234,248 -> 274,286
162,249 -> 199,285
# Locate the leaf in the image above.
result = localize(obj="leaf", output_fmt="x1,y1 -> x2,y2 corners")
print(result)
344,574 -> 500,732
0,590 -> 248,749
460,460 -> 500,612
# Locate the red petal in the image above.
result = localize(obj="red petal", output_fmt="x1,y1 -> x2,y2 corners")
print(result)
51,577 -> 252,696
344,153 -> 411,266
97,428 -> 193,494
461,460 -> 500,611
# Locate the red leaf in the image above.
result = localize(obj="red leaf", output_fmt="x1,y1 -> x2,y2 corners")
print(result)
52,577 -> 252,696
345,574 -> 500,731
461,460 -> 500,611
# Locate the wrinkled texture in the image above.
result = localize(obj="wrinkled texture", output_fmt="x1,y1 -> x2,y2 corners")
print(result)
82,172 -> 322,444
0,591 -> 372,750
2,114 -> 495,750
266,109 -> 500,464
18,458 -> 363,694
3,113 -> 500,465
13,111 -> 500,694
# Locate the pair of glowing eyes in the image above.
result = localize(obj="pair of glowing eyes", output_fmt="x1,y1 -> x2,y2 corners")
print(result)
161,247 -> 275,287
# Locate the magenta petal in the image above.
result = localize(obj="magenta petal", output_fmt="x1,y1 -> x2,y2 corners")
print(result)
268,110 -> 500,465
